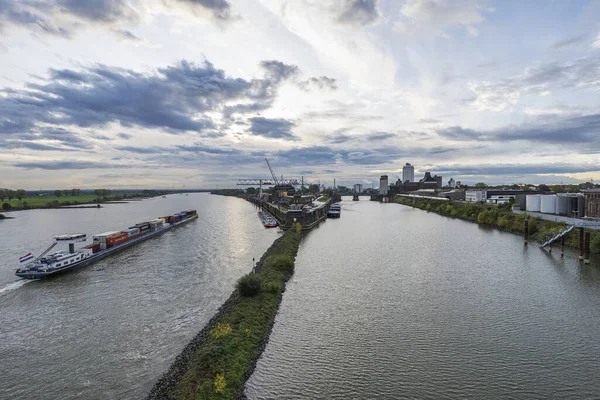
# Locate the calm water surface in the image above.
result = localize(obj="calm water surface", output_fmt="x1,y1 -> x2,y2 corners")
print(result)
0,193 -> 279,399
247,197 -> 600,399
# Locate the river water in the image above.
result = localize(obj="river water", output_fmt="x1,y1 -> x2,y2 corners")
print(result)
246,197 -> 600,399
0,193 -> 279,399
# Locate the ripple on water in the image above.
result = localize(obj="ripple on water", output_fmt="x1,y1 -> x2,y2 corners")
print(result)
246,200 -> 600,400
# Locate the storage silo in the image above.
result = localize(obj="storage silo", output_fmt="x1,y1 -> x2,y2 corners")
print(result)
556,195 -> 568,215
540,195 -> 557,214
526,194 -> 541,212
515,194 -> 527,210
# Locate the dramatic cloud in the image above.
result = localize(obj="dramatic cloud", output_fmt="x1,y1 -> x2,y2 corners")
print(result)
337,0 -> 379,26
13,160 -> 130,170
467,55 -> 600,111
432,163 -> 600,176
437,114 -> 600,150
0,59 -> 334,142
249,117 -> 298,141
0,0 -> 138,38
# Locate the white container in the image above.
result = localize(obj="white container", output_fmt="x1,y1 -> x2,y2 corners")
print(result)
125,228 -> 140,237
556,195 -> 568,215
540,195 -> 557,214
526,195 -> 541,212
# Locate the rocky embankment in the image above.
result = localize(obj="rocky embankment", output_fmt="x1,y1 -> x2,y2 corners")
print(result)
147,230 -> 300,400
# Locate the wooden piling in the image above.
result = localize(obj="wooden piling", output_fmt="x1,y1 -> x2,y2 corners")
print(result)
560,236 -> 565,257
524,219 -> 528,245
584,232 -> 591,264
579,227 -> 585,261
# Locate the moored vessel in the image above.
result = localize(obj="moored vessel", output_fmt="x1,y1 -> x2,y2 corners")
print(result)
327,203 -> 341,218
258,210 -> 278,228
15,210 -> 198,280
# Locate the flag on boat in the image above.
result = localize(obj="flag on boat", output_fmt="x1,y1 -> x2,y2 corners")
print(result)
19,253 -> 33,263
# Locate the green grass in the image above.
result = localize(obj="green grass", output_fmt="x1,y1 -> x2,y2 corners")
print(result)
1,193 -> 145,210
317,196 -> 329,202
174,227 -> 302,399
394,196 -> 600,254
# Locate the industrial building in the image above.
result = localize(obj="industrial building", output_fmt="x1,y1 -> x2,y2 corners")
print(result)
402,163 -> 415,182
419,172 -> 442,188
465,190 -> 486,203
523,193 -> 585,218
584,189 -> 600,218
379,175 -> 389,195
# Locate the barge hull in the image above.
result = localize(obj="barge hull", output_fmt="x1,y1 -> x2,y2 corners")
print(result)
15,215 -> 198,280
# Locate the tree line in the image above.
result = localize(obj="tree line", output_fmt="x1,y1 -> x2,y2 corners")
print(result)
0,188 -> 113,202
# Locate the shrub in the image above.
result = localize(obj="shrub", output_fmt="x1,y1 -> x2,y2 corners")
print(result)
496,216 -> 512,229
2,202 -> 12,210
237,274 -> 261,297
270,254 -> 294,273
591,232 -> 600,254
263,281 -> 281,294
477,210 -> 497,225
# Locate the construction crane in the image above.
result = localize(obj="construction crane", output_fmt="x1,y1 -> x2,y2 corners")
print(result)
237,158 -> 305,200
265,158 -> 278,184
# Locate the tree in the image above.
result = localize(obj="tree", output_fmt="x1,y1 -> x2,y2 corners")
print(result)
0,189 -> 7,201
246,187 -> 257,195
54,190 -> 63,198
16,189 -> 27,201
94,189 -> 111,198
474,182 -> 487,188
537,184 -> 550,192
72,188 -> 81,197
309,184 -> 320,194
7,190 -> 16,201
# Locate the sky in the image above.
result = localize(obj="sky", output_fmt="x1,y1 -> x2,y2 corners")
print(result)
1,0 -> 600,190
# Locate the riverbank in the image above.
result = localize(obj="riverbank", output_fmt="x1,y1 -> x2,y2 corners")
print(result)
1,192 -> 166,212
394,196 -> 600,254
147,226 -> 302,400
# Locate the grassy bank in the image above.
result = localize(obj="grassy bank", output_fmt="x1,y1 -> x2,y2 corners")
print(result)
1,192 -> 158,211
149,226 -> 302,400
394,196 -> 600,254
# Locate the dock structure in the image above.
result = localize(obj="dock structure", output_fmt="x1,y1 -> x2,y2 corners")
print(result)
249,198 -> 331,231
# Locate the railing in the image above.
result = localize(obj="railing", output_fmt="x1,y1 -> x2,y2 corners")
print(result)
541,225 -> 574,248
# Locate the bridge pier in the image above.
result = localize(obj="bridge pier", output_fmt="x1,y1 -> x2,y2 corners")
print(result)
584,232 -> 591,264
579,228 -> 584,261
353,194 -> 359,201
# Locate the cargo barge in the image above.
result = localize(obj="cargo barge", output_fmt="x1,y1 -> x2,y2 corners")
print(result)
327,203 -> 341,218
258,210 -> 278,228
15,210 -> 198,280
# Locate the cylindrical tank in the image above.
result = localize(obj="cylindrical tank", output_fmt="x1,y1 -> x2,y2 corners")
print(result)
556,195 -> 568,215
526,195 -> 541,212
515,194 -> 527,210
540,195 -> 557,214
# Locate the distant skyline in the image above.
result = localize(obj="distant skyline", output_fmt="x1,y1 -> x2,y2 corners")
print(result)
1,0 -> 600,189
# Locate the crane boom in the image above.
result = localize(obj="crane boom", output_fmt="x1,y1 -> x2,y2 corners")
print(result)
265,158 -> 278,184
